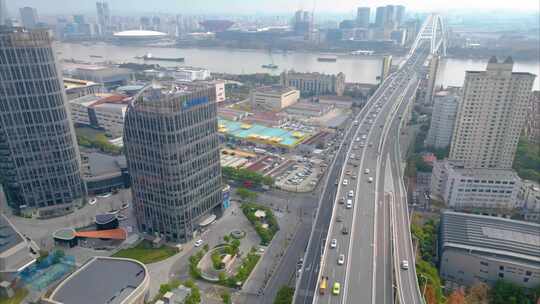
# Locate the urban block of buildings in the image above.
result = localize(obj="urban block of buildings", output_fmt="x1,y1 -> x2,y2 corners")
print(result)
124,83 -> 223,242
281,71 -> 345,97
431,160 -> 521,211
250,86 -> 300,112
439,211 -> 540,290
0,28 -> 85,218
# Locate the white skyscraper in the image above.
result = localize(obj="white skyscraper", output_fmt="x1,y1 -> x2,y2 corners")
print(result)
449,56 -> 536,169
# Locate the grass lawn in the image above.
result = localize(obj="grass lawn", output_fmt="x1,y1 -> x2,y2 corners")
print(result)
112,240 -> 178,264
0,288 -> 28,304
75,126 -> 106,141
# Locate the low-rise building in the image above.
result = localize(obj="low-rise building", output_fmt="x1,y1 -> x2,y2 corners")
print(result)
42,256 -> 150,304
217,108 -> 249,121
251,86 -> 300,112
425,90 -> 459,149
170,66 -> 211,82
63,78 -> 104,100
431,160 -> 521,211
439,211 -> 540,290
518,180 -> 540,223
69,93 -> 131,137
80,151 -> 130,195
242,111 -> 288,127
62,63 -> 133,89
281,71 -> 345,96
283,101 -> 334,117
318,95 -> 355,108
0,214 -> 36,275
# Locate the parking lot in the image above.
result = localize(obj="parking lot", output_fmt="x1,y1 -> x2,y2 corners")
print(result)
275,159 -> 323,192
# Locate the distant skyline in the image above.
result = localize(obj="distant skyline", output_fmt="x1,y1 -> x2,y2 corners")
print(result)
5,0 -> 539,16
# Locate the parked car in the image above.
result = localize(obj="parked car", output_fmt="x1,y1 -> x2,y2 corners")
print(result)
194,239 -> 204,247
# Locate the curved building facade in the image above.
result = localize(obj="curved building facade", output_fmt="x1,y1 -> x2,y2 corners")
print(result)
124,83 -> 223,242
0,28 -> 84,218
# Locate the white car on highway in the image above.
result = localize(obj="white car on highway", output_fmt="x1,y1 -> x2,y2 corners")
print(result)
338,254 -> 345,265
348,190 -> 354,197
364,169 -> 370,174
343,179 -> 348,185
346,200 -> 353,209
368,177 -> 374,183
330,239 -> 337,249
401,260 -> 409,270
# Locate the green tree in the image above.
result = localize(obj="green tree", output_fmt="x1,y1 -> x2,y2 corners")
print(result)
513,137 -> 540,181
236,187 -> 258,201
221,290 -> 232,304
274,286 -> 294,304
223,235 -> 231,243
490,280 -> 529,304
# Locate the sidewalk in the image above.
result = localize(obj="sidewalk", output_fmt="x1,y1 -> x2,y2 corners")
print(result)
241,207 -> 298,297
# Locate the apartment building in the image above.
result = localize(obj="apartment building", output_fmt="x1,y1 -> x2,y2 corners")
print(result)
449,57 -> 536,169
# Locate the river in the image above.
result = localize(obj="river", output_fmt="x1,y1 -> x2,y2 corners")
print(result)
55,43 -> 540,90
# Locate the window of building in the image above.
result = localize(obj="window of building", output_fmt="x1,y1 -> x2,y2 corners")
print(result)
499,266 -> 504,271
481,261 -> 489,266
499,273 -> 504,278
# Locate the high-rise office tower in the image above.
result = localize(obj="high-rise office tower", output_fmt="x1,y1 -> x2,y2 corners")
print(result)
356,7 -> 370,28
124,83 -> 223,242
449,57 -> 536,169
0,0 -> 7,26
395,5 -> 406,26
0,28 -> 84,218
96,1 -> 110,34
19,7 -> 38,29
375,6 -> 386,27
384,5 -> 395,28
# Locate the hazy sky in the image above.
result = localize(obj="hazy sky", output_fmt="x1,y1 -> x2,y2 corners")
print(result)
6,0 -> 540,15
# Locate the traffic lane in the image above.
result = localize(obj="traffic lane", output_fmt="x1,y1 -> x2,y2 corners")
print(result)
301,71 -> 407,302
345,154 -> 378,304
388,86 -> 422,304
319,119 -> 379,303
321,87 -> 392,303
297,157 -> 342,300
